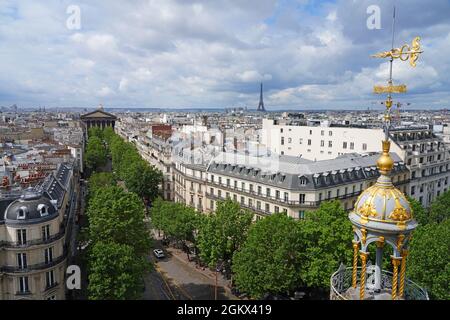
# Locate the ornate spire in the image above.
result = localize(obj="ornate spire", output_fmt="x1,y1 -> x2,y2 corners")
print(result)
330,8 -> 428,301
371,6 -> 423,177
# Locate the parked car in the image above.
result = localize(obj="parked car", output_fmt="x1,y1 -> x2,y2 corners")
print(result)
153,249 -> 165,259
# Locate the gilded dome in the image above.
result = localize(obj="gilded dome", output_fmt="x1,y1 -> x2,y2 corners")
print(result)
351,139 -> 414,230
353,174 -> 412,225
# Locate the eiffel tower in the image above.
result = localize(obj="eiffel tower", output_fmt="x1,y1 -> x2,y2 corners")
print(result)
257,82 -> 266,112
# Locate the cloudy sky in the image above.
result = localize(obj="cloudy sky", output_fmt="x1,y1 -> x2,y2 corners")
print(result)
0,0 -> 449,110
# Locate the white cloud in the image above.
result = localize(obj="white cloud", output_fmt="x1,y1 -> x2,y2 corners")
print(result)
97,86 -> 114,97
236,70 -> 272,83
0,0 -> 448,109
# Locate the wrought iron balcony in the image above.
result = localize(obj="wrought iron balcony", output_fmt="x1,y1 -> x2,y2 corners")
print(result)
330,266 -> 428,300
0,230 -> 65,249
0,250 -> 67,274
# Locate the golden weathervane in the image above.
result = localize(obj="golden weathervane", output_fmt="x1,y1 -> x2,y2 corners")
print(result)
372,36 -> 423,95
372,36 -> 423,67
371,7 -> 423,119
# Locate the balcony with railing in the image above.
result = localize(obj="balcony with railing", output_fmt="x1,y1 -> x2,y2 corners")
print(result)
330,266 -> 428,300
0,230 -> 65,249
0,249 -> 68,274
206,181 -> 363,208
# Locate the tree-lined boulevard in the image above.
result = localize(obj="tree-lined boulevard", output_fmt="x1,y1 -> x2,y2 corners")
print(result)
81,127 -> 449,300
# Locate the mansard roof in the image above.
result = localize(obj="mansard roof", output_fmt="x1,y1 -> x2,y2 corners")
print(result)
207,152 -> 407,191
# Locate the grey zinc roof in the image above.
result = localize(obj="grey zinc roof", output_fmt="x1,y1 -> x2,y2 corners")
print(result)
207,152 -> 407,191
0,198 -> 16,224
4,191 -> 58,225
37,162 -> 72,208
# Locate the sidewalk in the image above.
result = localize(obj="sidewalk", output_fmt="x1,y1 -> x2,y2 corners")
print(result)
151,230 -> 239,300
167,246 -> 238,300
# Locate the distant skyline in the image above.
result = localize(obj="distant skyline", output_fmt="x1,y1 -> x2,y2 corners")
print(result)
1,0 -> 449,110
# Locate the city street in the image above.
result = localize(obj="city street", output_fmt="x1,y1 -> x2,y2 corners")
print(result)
143,239 -> 234,300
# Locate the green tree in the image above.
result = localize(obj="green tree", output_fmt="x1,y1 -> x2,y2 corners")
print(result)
88,242 -> 148,300
87,186 -> 151,256
407,219 -> 450,300
88,172 -> 115,196
88,127 -> 104,140
197,199 -> 253,267
407,196 -> 429,226
109,137 -> 142,180
150,198 -> 199,243
298,200 -> 353,289
429,189 -> 450,224
102,126 -> 115,145
125,160 -> 163,203
167,203 -> 199,243
232,213 -> 304,299
85,135 -> 107,171
150,197 -> 165,236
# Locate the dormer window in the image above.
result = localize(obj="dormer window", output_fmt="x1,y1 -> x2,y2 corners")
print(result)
38,204 -> 49,217
299,176 -> 307,185
17,206 -> 28,220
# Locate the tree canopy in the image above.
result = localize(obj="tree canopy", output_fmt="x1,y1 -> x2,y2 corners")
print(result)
407,219 -> 450,300
231,200 -> 354,298
87,185 -> 151,256
124,160 -> 163,202
428,189 -> 450,224
85,135 -> 107,171
85,185 -> 151,300
88,241 -> 148,300
150,197 -> 199,243
406,190 -> 450,300
88,172 -> 115,196
408,196 -> 429,226
232,213 -> 305,299
108,133 -> 163,202
297,200 -> 353,289
83,127 -> 162,300
196,199 -> 253,268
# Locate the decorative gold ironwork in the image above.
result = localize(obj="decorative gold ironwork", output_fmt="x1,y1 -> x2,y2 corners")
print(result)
399,249 -> 408,297
352,242 -> 359,288
396,234 -> 406,252
360,228 -> 367,245
376,236 -> 385,248
372,37 -> 423,67
358,202 -> 378,218
360,252 -> 369,300
390,207 -> 410,221
374,84 -> 407,94
391,258 -> 401,300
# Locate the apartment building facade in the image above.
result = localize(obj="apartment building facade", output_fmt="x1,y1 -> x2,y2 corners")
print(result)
172,149 -> 409,220
262,119 -> 450,207
391,127 -> 450,207
138,128 -> 175,201
0,163 -> 76,300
